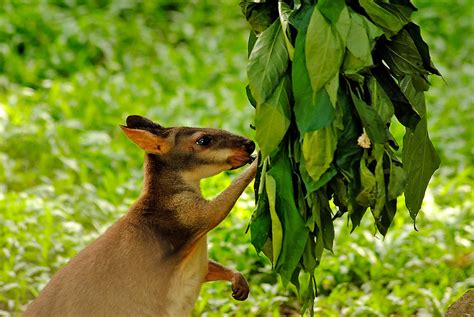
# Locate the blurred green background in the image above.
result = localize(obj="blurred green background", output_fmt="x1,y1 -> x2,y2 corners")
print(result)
0,0 -> 472,316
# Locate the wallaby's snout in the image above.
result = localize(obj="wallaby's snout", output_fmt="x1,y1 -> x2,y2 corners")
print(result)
225,135 -> 255,170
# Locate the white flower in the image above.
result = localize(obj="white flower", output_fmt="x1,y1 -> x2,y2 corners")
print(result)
357,131 -> 371,149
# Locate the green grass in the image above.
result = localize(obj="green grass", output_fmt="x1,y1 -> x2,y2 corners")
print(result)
0,0 -> 472,316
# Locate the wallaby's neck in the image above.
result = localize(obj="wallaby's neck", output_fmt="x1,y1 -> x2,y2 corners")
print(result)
128,154 -> 197,252
142,154 -> 170,196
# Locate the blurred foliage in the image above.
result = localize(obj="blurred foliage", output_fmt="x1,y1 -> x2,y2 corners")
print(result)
0,0 -> 472,316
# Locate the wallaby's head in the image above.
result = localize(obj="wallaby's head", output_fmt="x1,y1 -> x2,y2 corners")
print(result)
121,115 -> 255,179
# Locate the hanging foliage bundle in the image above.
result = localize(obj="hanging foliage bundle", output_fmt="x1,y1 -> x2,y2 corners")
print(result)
241,0 -> 440,311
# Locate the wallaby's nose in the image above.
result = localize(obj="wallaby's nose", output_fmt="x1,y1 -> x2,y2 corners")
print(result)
243,140 -> 255,154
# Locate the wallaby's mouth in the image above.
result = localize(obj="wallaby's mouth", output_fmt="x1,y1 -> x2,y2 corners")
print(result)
228,154 -> 254,170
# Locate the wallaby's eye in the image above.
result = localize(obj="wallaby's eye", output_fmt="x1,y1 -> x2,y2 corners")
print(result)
196,135 -> 212,146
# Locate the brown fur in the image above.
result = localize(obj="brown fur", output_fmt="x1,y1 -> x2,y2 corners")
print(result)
24,115 -> 257,317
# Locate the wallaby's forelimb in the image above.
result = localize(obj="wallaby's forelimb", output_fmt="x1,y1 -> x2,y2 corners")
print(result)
180,160 -> 257,259
204,160 -> 258,231
205,260 -> 249,301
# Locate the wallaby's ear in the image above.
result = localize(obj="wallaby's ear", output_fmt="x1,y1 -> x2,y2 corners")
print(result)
121,126 -> 171,154
121,115 -> 170,154
126,115 -> 163,130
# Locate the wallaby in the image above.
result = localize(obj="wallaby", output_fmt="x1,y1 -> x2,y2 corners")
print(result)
24,115 -> 257,317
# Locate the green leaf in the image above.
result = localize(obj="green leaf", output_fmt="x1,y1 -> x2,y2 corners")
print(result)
343,12 -> 373,73
268,150 -> 308,285
346,13 -> 371,59
292,16 -> 336,134
371,64 -> 420,129
251,158 -> 271,252
261,239 -> 274,262
330,176 -> 349,212
317,191 -> 335,252
292,6 -> 312,105
388,162 -> 407,200
290,266 -> 301,290
401,77 -> 440,219
254,154 -> 266,203
334,6 -> 351,46
293,157 -> 311,222
404,22 -> 441,75
369,76 -> 394,124
400,75 -> 426,114
293,17 -> 334,135
377,198 -> 397,236
306,202 -> 318,232
305,7 -> 344,95
321,209 -> 334,252
334,87 -> 362,178
317,0 -> 345,24
372,144 -> 386,219
381,1 -> 416,22
255,77 -> 291,158
303,238 -> 317,273
295,88 -> 335,135
288,5 -> 314,32
364,14 -> 384,42
379,29 -> 428,81
315,231 -> 324,266
390,0 -> 418,11
309,192 -> 327,262
278,1 -> 295,60
300,157 -> 337,194
349,178 -> 369,231
265,174 -> 283,266
250,185 -> 271,253
359,0 -> 408,37
248,20 -> 289,105
350,90 -> 387,144
325,74 -> 339,107
248,31 -> 257,57
241,1 -> 279,34
246,84 -> 257,108
343,10 -> 382,75
356,152 -> 376,208
298,272 -> 316,314
302,125 -> 337,183
314,167 -> 338,193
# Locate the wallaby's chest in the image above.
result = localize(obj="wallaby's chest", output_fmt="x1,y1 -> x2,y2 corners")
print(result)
166,237 -> 208,317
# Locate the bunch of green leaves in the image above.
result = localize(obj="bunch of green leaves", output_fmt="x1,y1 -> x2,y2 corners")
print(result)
242,0 -> 440,312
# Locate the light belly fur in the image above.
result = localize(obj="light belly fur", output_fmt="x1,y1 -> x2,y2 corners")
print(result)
165,237 -> 208,317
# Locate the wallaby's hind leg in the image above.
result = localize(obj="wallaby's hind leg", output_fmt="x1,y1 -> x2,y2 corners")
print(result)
205,260 -> 249,301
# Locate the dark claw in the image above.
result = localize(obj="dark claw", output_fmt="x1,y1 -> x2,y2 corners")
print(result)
231,272 -> 249,301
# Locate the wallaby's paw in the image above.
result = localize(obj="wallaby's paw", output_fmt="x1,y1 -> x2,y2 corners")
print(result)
231,272 -> 249,301
247,154 -> 258,176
